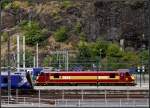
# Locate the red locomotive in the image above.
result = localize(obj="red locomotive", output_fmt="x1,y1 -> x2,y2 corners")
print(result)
35,71 -> 136,86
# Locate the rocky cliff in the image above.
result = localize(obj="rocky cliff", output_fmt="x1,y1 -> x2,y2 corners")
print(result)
1,0 -> 149,51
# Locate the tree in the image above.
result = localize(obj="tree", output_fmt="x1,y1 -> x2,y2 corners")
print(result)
122,51 -> 140,66
77,41 -> 91,59
106,43 -> 123,57
21,21 -> 48,45
89,40 -> 108,59
106,43 -> 126,70
138,50 -> 149,64
106,45 -> 140,70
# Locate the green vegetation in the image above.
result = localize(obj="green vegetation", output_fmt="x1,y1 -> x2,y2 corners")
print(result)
61,0 -> 74,9
77,41 -> 91,59
42,56 -> 52,67
77,40 -> 108,60
74,22 -> 82,34
1,0 -> 20,10
20,51 -> 34,67
138,50 -> 149,64
0,0 -> 148,71
1,0 -> 11,9
52,12 -> 62,20
11,1 -> 20,10
106,50 -> 141,70
20,21 -> 48,45
27,0 -> 33,5
1,50 -> 34,68
26,51 -> 34,67
89,40 -> 108,59
54,26 -> 69,42
75,39 -> 147,70
79,32 -> 87,41
106,57 -> 125,70
122,51 -> 139,65
106,43 -> 123,57
1,32 -> 8,42
76,40 -> 107,69
42,55 -> 67,70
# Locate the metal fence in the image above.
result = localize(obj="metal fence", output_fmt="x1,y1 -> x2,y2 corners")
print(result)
1,96 -> 149,107
1,88 -> 149,107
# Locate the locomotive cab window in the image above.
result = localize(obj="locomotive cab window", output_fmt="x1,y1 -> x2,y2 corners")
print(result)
40,72 -> 44,76
125,72 -> 130,76
110,73 -> 115,78
54,73 -> 60,78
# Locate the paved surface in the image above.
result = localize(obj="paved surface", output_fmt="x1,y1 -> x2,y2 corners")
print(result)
34,84 -> 149,90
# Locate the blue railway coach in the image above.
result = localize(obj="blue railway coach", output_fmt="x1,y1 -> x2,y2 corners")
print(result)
0,71 -> 33,89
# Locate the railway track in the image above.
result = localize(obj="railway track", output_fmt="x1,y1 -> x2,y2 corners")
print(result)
1,89 -> 149,99
1,94 -> 149,107
1,89 -> 149,106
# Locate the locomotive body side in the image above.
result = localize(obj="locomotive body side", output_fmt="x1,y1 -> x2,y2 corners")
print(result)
35,71 -> 135,86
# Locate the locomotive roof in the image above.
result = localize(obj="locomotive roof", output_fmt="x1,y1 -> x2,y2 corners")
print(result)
41,71 -> 128,73
1,71 -> 26,76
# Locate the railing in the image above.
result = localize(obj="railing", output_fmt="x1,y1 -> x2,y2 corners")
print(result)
1,96 -> 149,107
54,99 -> 149,107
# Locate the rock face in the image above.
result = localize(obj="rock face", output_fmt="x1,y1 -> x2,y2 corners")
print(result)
80,1 -> 148,49
1,0 -> 149,50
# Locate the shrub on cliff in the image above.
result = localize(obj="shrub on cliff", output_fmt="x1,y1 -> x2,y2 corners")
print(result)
54,26 -> 68,42
21,21 -> 48,45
